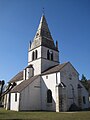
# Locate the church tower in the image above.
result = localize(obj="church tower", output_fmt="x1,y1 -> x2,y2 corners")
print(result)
28,15 -> 59,76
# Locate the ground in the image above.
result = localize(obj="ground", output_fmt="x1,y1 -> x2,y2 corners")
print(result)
0,108 -> 90,120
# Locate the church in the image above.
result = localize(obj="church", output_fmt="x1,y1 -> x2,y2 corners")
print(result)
4,15 -> 89,112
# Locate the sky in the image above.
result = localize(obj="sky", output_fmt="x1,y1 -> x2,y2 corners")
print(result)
0,0 -> 90,83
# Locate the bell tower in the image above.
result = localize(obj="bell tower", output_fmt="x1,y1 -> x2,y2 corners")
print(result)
28,15 -> 59,76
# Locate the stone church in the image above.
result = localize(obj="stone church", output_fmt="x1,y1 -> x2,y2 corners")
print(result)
5,15 -> 89,112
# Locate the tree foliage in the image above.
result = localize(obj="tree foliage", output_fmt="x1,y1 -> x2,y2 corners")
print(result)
0,81 -> 16,102
81,74 -> 89,91
0,80 -> 5,94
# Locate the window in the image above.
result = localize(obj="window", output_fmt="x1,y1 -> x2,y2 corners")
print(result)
35,50 -> 38,59
47,89 -> 52,103
32,50 -> 38,60
32,51 -> 34,60
47,50 -> 53,61
83,96 -> 86,104
50,51 -> 53,60
47,50 -> 49,60
15,93 -> 17,102
46,76 -> 48,79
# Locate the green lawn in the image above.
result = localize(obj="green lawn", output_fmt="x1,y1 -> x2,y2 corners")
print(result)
0,108 -> 90,120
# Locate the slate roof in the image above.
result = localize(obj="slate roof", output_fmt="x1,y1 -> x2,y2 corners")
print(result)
10,75 -> 39,93
30,15 -> 58,51
42,62 -> 69,75
9,71 -> 23,83
9,62 -> 70,93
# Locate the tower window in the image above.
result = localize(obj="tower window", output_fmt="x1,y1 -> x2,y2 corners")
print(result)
47,50 -> 53,61
50,51 -> 53,61
47,50 -> 49,60
15,93 -> 17,102
32,51 -> 34,60
47,89 -> 52,103
35,50 -> 38,59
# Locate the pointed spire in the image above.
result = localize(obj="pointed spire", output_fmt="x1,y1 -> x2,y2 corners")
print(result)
34,15 -> 53,40
30,15 -> 57,51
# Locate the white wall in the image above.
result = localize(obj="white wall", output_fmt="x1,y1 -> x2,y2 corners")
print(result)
28,46 -> 59,76
28,46 -> 41,62
60,63 -> 89,110
10,93 -> 20,111
41,59 -> 59,73
56,72 -> 61,84
28,59 -> 41,76
20,76 -> 41,111
28,46 -> 41,75
60,63 -> 79,110
41,73 -> 57,111
5,93 -> 10,110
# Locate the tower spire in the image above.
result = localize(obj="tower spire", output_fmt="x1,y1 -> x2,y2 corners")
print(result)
35,15 -> 53,40
30,15 -> 58,51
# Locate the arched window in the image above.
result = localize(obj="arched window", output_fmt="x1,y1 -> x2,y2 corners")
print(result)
51,52 -> 53,61
32,51 -> 34,60
47,50 -> 49,60
83,96 -> 86,104
47,89 -> 52,103
35,50 -> 38,59
47,50 -> 53,61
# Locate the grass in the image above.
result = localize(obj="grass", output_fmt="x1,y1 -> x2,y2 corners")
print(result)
0,108 -> 90,120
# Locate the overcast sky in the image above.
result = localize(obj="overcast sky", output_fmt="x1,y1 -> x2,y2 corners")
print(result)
0,0 -> 90,83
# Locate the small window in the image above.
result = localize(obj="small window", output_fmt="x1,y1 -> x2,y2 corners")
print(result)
83,96 -> 86,104
47,50 -> 53,61
35,50 -> 38,59
15,93 -> 17,102
46,76 -> 48,79
47,89 -> 52,103
50,52 -> 53,61
32,51 -> 34,60
47,50 -> 49,60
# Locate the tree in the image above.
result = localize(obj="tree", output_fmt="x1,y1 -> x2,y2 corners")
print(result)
0,80 -> 5,101
0,80 -> 16,106
0,82 -> 16,98
81,74 -> 87,82
81,74 -> 89,91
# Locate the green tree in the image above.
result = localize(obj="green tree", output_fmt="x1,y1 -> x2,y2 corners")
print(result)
81,74 -> 89,90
